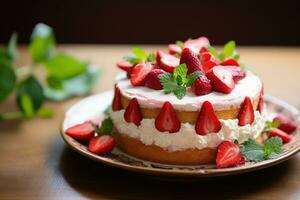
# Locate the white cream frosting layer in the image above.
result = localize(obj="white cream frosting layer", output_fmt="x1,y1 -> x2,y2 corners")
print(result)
116,71 -> 262,111
111,110 -> 265,151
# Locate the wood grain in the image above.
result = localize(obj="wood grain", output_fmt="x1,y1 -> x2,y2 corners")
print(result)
0,45 -> 300,200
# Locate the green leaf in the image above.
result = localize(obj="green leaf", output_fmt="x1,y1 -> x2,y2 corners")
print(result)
173,64 -> 187,82
123,56 -> 140,64
20,94 -> 35,118
266,121 -> 281,128
44,54 -> 87,80
46,75 -> 63,90
37,107 -> 54,118
186,71 -> 201,87
16,76 -> 44,114
0,62 -> 16,102
132,47 -> 147,61
241,139 -> 265,162
96,117 -> 114,135
222,40 -> 236,58
7,32 -> 18,63
208,46 -> 220,60
176,40 -> 184,48
173,85 -> 186,99
104,105 -> 111,117
263,137 -> 283,158
44,66 -> 99,101
29,23 -> 55,63
147,52 -> 156,62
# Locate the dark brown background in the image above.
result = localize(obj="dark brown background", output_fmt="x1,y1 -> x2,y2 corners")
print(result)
1,0 -> 300,45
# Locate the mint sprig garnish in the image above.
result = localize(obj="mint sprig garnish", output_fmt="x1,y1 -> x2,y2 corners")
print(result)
175,40 -> 184,48
208,40 -> 240,61
159,64 -> 201,99
241,137 -> 283,162
123,47 -> 156,64
96,117 -> 114,136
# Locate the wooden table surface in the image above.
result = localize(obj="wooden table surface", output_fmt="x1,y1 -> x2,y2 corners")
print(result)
1,45 -> 300,200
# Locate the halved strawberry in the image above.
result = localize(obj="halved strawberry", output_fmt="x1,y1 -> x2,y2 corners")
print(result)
88,135 -> 115,155
124,98 -> 143,126
257,86 -> 264,113
238,96 -> 254,126
180,48 -> 204,74
273,114 -> 297,134
192,75 -> 212,96
65,121 -> 95,142
200,52 -> 212,63
184,37 -> 210,53
202,58 -> 218,73
195,101 -> 221,135
156,50 -> 179,73
168,44 -> 182,55
220,58 -> 239,66
155,101 -> 181,133
268,128 -> 292,143
220,66 -> 245,83
116,61 -> 134,72
112,85 -> 122,111
216,141 -> 245,168
199,47 -> 208,53
145,69 -> 166,90
206,66 -> 235,93
130,63 -> 155,86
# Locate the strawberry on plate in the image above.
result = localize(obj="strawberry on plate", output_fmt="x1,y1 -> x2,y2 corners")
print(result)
192,75 -> 212,96
238,96 -> 254,126
273,114 -> 297,134
112,85 -> 122,111
88,135 -> 115,155
155,101 -> 181,133
216,140 -> 245,168
268,128 -> 292,143
156,50 -> 179,73
220,58 -> 239,66
145,69 -> 166,90
180,48 -> 204,74
65,121 -> 95,142
168,44 -> 182,55
130,63 -> 155,86
195,101 -> 221,135
219,66 -> 245,83
124,98 -> 143,126
116,61 -> 134,72
206,66 -> 235,93
184,37 -> 210,53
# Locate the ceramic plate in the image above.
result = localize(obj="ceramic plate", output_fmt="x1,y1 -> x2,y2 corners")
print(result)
61,91 -> 300,177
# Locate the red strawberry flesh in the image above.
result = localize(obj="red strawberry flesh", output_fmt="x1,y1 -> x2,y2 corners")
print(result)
238,96 -> 254,126
130,63 -> 154,86
180,48 -> 204,74
124,98 -> 143,126
145,69 -> 166,90
195,101 -> 221,135
216,140 -> 245,168
157,51 -> 179,73
112,85 -> 122,111
273,114 -> 297,134
206,66 -> 235,93
269,128 -> 292,143
219,66 -> 245,83
155,101 -> 181,133
220,58 -> 239,66
192,75 -> 212,96
65,121 -> 95,142
116,61 -> 134,72
88,135 -> 115,155
168,44 -> 182,55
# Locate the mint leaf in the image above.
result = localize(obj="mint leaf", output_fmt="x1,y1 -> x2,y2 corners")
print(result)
176,40 -> 184,48
0,62 -> 16,102
222,40 -> 236,58
266,121 -> 281,128
44,54 -> 87,80
132,47 -> 147,61
44,66 -> 99,101
241,139 -> 265,162
16,76 -> 45,114
123,56 -> 140,64
263,137 -> 283,158
7,32 -> 18,63
19,94 -> 35,118
241,137 -> 283,162
159,73 -> 177,94
146,52 -> 156,62
173,85 -> 186,99
186,71 -> 201,87
208,46 -> 221,60
96,117 -> 114,135
29,23 -> 55,63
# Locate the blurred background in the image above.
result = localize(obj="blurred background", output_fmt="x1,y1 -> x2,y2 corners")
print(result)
1,0 -> 300,45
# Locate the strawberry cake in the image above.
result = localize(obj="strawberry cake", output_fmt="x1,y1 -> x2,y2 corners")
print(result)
111,37 -> 265,165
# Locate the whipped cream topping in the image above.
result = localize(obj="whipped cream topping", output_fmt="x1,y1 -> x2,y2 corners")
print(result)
111,110 -> 265,151
116,71 -> 262,111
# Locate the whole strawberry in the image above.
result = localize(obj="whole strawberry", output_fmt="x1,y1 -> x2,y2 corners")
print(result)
192,75 -> 212,96
180,48 -> 204,74
145,69 -> 166,90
